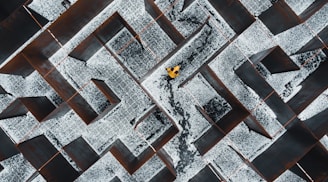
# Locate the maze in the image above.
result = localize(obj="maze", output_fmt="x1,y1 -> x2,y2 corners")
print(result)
0,0 -> 327,181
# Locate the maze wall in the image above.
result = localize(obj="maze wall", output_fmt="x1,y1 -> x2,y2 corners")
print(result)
0,0 -> 327,181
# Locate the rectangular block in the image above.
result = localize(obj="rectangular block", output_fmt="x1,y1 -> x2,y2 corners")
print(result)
0,7 -> 47,64
303,108 -> 328,139
39,153 -> 80,182
0,85 -> 6,94
252,120 -> 317,181
0,53 -> 34,77
0,99 -> 29,120
259,1 -> 300,35
144,0 -> 184,44
298,143 -> 328,181
20,97 -> 57,122
110,176 -> 122,182
194,126 -> 225,155
95,12 -> 139,44
287,60 -> 328,114
208,0 -> 255,34
189,165 -> 221,182
299,0 -> 328,21
68,94 -> 98,124
259,46 -> 300,74
296,26 -> 328,53
63,136 -> 99,171
0,0 -> 26,22
0,128 -> 19,161
44,69 -> 76,99
201,67 -> 249,132
149,167 -> 176,182
23,30 -> 61,59
18,135 -> 58,169
264,92 -> 295,126
235,61 -> 273,99
49,0 -> 114,44
69,34 -> 102,62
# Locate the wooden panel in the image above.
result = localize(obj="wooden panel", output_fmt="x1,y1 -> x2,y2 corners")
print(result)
18,135 -> 58,169
303,108 -> 328,139
260,46 -> 300,74
149,167 -> 176,182
252,120 -> 317,181
189,165 -> 221,182
20,97 -> 56,122
64,136 -> 99,171
0,7 -> 46,64
287,60 -> 328,114
69,34 -> 102,62
0,128 -> 19,161
144,0 -> 185,44
259,1 -> 300,35
49,0 -> 114,44
0,99 -> 28,120
39,153 -> 80,181
208,0 -> 255,34
235,61 -> 273,99
298,143 -> 328,181
0,53 -> 34,77
193,126 -> 225,155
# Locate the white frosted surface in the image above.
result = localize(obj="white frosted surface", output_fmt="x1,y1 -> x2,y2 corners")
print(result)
274,170 -> 307,182
0,0 -> 326,181
285,0 -> 316,15
0,154 -> 36,182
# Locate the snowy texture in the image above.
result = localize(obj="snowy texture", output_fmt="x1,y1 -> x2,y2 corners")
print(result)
227,122 -> 271,160
275,23 -> 314,55
0,154 -> 36,182
285,0 -> 316,15
274,170 -> 307,182
0,0 -> 326,181
299,89 -> 328,120
239,0 -> 272,16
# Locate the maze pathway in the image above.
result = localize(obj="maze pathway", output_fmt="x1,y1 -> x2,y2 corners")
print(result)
0,0 -> 327,181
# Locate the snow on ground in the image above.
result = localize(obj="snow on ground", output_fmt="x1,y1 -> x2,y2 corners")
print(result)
274,170 -> 307,182
0,0 -> 327,181
0,114 -> 39,144
227,122 -> 271,160
197,0 -> 236,39
108,28 -> 157,79
31,174 -> 46,182
203,136 -> 245,179
29,0 -> 79,21
233,19 -> 276,57
303,3 -> 328,33
285,0 -> 316,15
251,103 -> 284,137
275,23 -> 314,55
0,154 -> 36,182
299,89 -> 328,120
320,135 -> 328,150
171,2 -> 208,37
209,44 -> 261,111
239,0 -> 272,17
280,49 -> 326,102
229,164 -> 264,182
